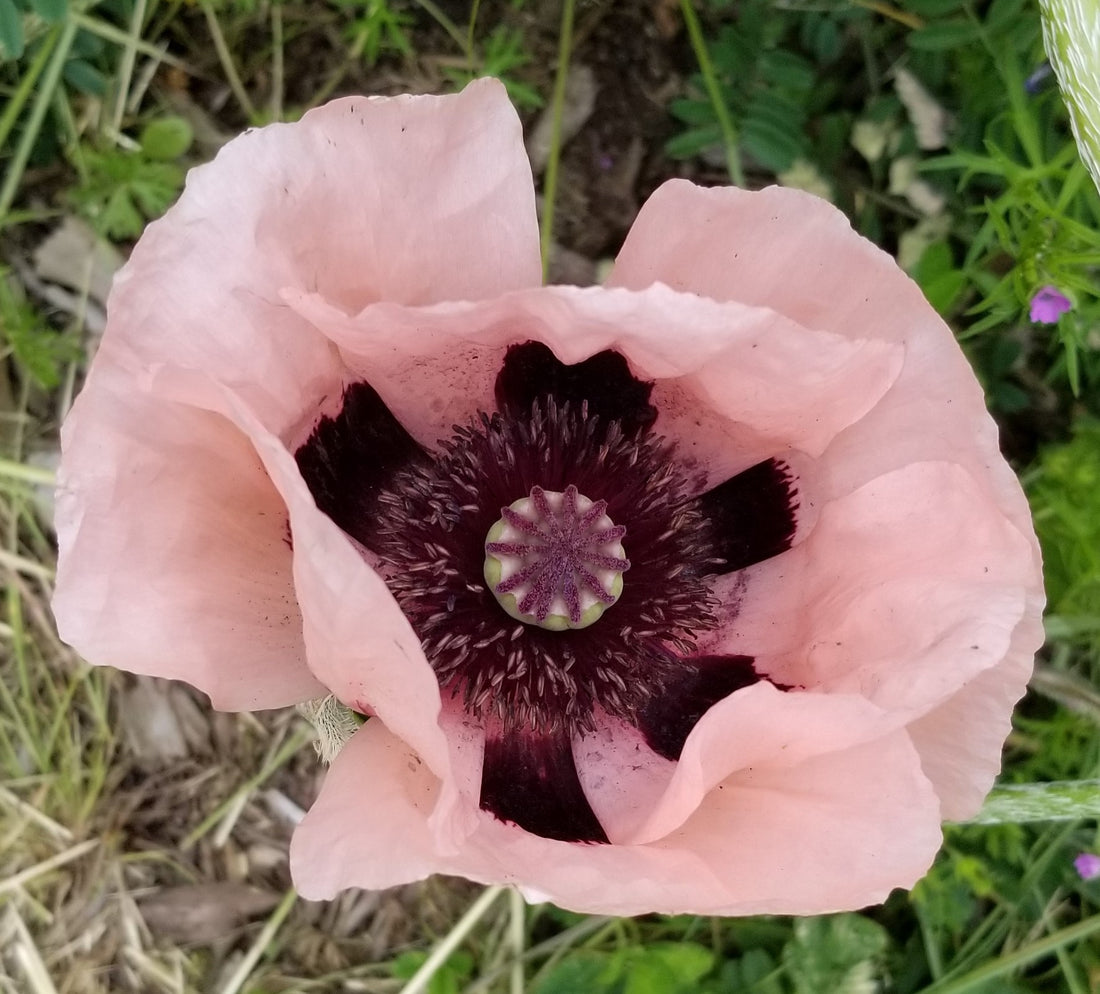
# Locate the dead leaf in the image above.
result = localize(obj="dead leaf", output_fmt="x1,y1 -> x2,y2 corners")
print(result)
654,0 -> 681,39
32,217 -> 123,309
121,678 -> 213,767
526,64 -> 599,174
895,67 -> 951,150
889,156 -> 946,216
138,883 -> 279,945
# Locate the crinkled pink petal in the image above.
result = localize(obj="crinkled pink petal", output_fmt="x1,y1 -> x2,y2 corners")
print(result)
53,356 -> 324,710
101,79 -> 538,437
148,367 -> 454,781
709,461 -> 1038,815
573,717 -> 676,845
574,687 -> 901,846
284,283 -> 902,463
608,182 -> 1040,523
642,730 -> 941,915
618,685 -> 907,845
907,629 -> 1042,819
291,714 -> 941,916
717,462 -> 1032,713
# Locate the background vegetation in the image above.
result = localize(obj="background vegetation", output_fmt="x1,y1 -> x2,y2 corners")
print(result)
1,0 -> 1098,991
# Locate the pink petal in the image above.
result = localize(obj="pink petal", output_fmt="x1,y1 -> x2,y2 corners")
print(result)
573,716 -> 677,843
285,283 -> 901,468
907,612 -> 1042,819
715,462 -> 1035,718
621,684 -> 904,845
608,182 -> 1041,526
291,720 -> 444,891
642,730 -> 941,915
53,356 -> 324,710
610,181 -> 941,358
291,714 -> 941,916
150,367 -> 456,779
574,687 -> 897,847
103,79 -> 539,437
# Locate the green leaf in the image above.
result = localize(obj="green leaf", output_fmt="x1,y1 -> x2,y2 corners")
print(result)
0,270 -> 81,388
742,110 -> 805,173
914,241 -> 966,313
128,162 -> 183,216
72,147 -> 186,240
624,942 -> 715,994
101,187 -> 145,239
986,0 -> 1027,30
0,0 -> 24,61
140,116 -> 194,160
783,915 -> 889,994
1029,422 -> 1100,615
390,950 -> 473,994
759,49 -> 816,94
923,270 -> 967,315
906,0 -> 967,15
669,97 -> 716,127
29,0 -> 68,22
533,952 -> 615,994
63,58 -> 107,95
800,14 -> 842,65
907,20 -> 983,50
717,948 -> 785,994
665,124 -> 723,160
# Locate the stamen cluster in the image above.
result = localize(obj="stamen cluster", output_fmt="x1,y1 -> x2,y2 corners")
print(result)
371,399 -> 721,734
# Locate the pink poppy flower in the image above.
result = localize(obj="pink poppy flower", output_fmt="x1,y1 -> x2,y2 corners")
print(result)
52,80 -> 1044,917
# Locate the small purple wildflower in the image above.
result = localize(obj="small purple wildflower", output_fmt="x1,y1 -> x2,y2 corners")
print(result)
1029,285 -> 1072,324
1074,852 -> 1100,881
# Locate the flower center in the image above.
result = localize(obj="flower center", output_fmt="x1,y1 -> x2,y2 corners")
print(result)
302,382 -> 724,734
484,485 -> 630,631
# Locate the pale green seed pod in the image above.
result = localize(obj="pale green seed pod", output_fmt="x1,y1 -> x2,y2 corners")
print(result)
1041,0 -> 1100,192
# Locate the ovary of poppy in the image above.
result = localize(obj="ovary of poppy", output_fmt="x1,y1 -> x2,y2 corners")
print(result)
51,79 -> 1045,917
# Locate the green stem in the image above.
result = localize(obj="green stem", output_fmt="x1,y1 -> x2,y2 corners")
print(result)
398,886 -> 506,994
465,0 -> 482,72
219,888 -> 297,994
0,25 -> 57,153
918,914 -> 1100,994
110,0 -> 149,135
199,0 -> 257,122
679,0 -> 743,187
70,12 -> 191,71
410,0 -> 469,57
0,459 -> 56,487
509,886 -> 525,994
957,780 -> 1100,824
539,0 -> 576,281
0,19 -> 79,227
270,1 -> 284,122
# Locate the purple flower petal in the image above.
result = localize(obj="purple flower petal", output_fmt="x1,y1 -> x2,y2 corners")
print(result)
1075,852 -> 1100,881
1029,285 -> 1072,324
